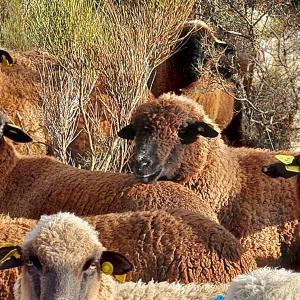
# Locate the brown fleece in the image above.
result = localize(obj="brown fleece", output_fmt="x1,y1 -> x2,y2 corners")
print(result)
0,215 -> 32,300
130,93 -> 300,269
149,21 -> 236,131
0,210 -> 256,298
181,73 -> 235,129
0,50 -> 134,159
0,137 -> 217,221
0,50 -> 48,156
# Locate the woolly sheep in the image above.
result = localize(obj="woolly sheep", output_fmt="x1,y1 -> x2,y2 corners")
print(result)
118,92 -> 300,269
0,115 -> 217,221
0,211 -> 251,299
149,20 -> 237,133
0,50 -> 49,156
226,267 -> 300,300
149,20 -> 236,97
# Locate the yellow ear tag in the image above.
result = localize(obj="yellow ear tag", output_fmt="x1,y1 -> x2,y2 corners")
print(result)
0,242 -> 15,248
0,248 -> 21,265
285,165 -> 300,173
6,123 -> 22,130
102,261 -> 114,275
275,154 -> 295,165
114,274 -> 126,283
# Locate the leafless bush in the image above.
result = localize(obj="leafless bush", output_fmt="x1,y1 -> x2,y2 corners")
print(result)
194,1 -> 300,150
25,0 -> 195,171
39,63 -> 81,164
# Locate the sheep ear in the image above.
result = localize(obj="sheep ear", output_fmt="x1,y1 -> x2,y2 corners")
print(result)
117,124 -> 135,140
179,121 -> 219,144
3,123 -> 32,143
0,50 -> 14,65
0,244 -> 23,270
100,250 -> 133,275
262,163 -> 297,179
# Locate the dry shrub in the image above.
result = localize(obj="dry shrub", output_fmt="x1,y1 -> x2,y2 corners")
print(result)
194,1 -> 300,150
25,0 -> 195,171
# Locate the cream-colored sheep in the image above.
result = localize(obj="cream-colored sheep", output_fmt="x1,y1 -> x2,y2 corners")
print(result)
0,212 -> 231,300
0,210 -> 255,299
226,267 -> 300,300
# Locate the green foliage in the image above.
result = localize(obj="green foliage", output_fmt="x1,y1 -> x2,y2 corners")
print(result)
25,0 -> 102,65
0,0 -> 32,50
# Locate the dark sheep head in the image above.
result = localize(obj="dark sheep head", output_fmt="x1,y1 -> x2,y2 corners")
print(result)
0,114 -> 32,143
0,213 -> 133,300
262,155 -> 300,179
118,94 -> 219,183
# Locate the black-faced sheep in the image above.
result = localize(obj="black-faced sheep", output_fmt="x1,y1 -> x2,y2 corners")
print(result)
0,115 -> 217,220
118,92 -> 300,269
0,211 -> 253,299
148,20 -> 240,141
226,267 -> 300,299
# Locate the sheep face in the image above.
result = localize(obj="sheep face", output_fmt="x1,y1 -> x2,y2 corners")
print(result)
0,213 -> 133,300
118,95 -> 219,183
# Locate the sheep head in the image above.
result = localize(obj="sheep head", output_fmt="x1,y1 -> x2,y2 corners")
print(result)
262,154 -> 300,179
0,115 -> 32,143
0,213 -> 133,300
118,93 -> 219,183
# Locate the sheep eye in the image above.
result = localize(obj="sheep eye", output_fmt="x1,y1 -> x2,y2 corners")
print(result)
25,256 -> 41,269
89,262 -> 97,270
25,259 -> 33,267
82,259 -> 97,272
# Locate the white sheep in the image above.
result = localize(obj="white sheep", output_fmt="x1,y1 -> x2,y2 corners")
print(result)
0,209 -> 255,298
226,267 -> 300,300
0,212 -> 228,300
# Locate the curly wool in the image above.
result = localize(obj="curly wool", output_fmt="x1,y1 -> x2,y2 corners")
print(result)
130,93 -> 300,269
0,136 -> 216,220
114,280 -> 228,300
0,210 -> 255,299
226,267 -> 300,300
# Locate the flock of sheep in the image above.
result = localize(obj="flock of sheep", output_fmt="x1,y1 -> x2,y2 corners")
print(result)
0,20 -> 300,300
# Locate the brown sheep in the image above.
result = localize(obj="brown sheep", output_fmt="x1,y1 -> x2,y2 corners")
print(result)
0,50 -> 49,156
0,50 -> 152,161
0,210 -> 255,299
118,92 -> 300,270
0,50 -> 115,159
0,115 -> 219,221
149,20 -> 237,133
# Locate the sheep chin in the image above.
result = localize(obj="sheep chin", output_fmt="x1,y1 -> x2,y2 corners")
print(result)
135,167 -> 164,183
